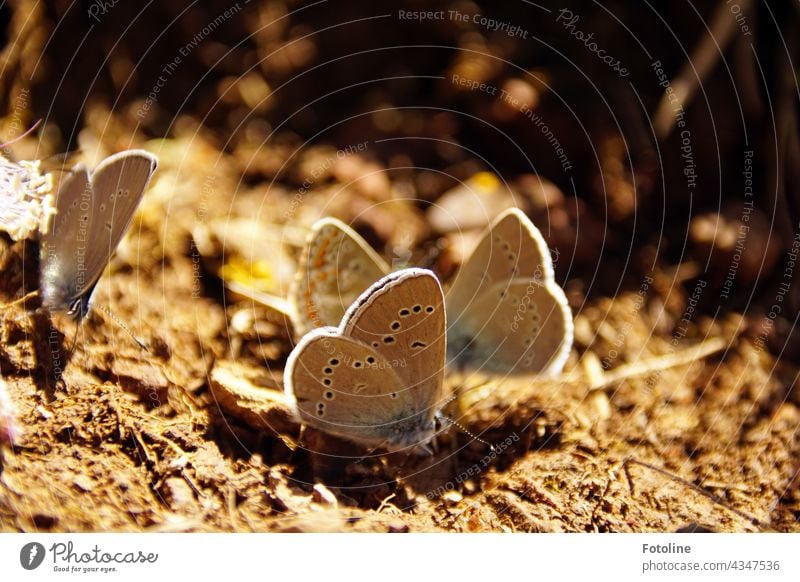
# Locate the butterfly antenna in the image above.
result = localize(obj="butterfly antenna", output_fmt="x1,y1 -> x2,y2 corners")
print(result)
442,392 -> 458,406
96,304 -> 149,352
435,412 -> 495,452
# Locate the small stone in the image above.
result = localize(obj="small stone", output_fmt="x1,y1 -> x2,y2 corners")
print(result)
492,78 -> 540,122
73,475 -> 94,492
427,172 -> 517,233
312,483 -> 338,507
582,353 -> 606,388
442,490 -> 463,505
160,477 -> 198,512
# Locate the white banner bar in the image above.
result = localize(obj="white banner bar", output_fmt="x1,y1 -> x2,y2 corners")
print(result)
1,533 -> 798,581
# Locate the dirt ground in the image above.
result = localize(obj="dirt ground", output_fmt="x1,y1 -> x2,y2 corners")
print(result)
1,188 -> 798,532
1,0 -> 799,533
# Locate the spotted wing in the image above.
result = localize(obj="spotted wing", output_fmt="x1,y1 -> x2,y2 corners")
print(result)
448,278 -> 572,376
80,150 -> 157,297
341,268 -> 446,417
285,328 -> 410,446
446,208 -> 554,320
290,217 -> 389,336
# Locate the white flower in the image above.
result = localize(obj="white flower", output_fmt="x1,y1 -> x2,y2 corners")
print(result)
0,155 -> 55,241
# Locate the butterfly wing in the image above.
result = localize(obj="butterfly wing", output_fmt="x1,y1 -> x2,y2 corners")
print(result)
40,166 -> 92,311
285,328 -> 413,447
81,150 -> 157,297
446,208 -> 553,318
290,218 -> 389,336
40,151 -> 157,316
447,208 -> 572,374
448,278 -> 573,376
285,269 -> 446,451
341,268 -> 446,422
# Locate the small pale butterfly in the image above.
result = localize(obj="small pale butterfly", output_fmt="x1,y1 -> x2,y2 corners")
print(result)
289,217 -> 390,337
445,207 -> 573,376
284,268 -> 446,452
286,209 -> 572,376
39,150 -> 157,319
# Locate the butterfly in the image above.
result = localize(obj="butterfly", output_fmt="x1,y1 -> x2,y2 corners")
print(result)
286,209 -> 572,375
39,150 -> 158,319
444,207 -> 573,376
284,268 -> 446,452
289,217 -> 390,337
